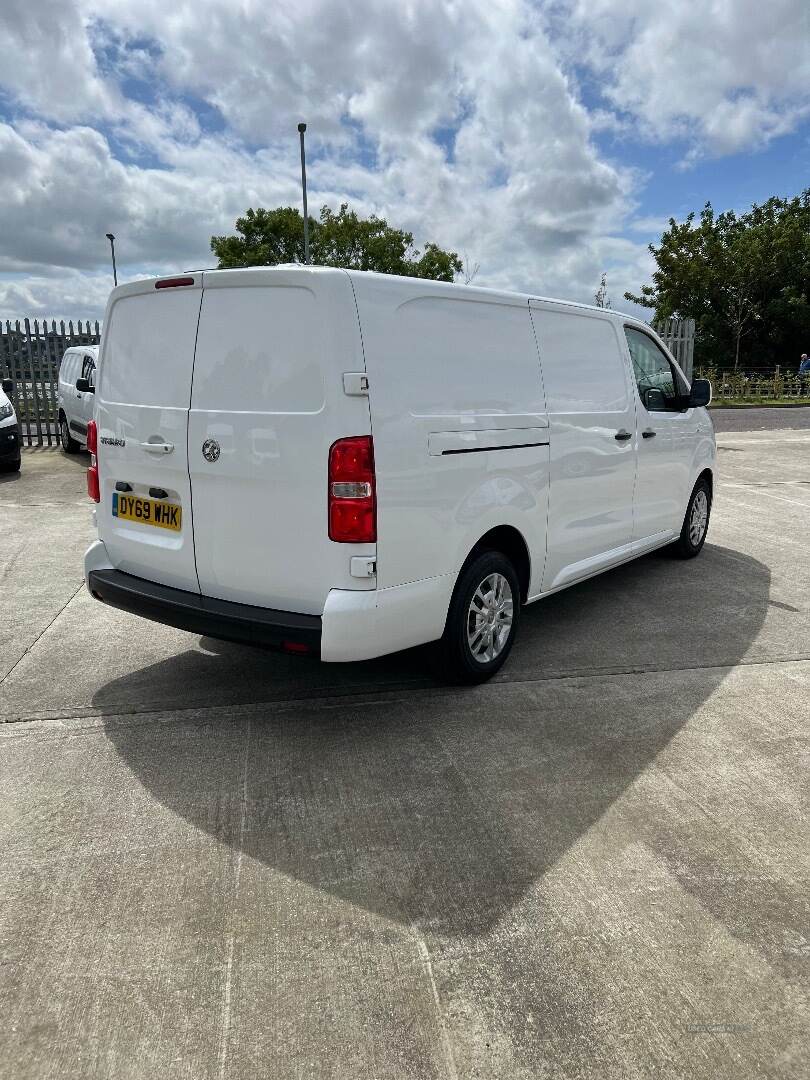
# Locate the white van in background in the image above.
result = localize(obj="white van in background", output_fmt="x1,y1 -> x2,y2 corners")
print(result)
84,267 -> 714,682
58,345 -> 99,453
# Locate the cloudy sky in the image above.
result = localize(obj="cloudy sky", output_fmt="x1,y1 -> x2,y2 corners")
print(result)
1,0 -> 808,321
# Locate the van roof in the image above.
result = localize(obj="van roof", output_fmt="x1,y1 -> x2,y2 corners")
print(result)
112,265 -> 650,330
336,267 -> 648,326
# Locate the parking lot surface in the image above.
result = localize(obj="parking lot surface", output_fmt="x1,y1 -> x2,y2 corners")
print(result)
711,405 -> 810,432
1,432 -> 808,1079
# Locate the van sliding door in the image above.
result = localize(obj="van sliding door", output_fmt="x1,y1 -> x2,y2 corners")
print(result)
530,302 -> 638,591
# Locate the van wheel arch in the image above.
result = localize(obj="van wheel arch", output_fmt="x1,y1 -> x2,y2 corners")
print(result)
461,525 -> 531,604
697,468 -> 713,498
58,409 -> 80,454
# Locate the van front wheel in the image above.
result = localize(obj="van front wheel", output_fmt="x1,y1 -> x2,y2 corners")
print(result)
671,478 -> 712,559
439,551 -> 520,684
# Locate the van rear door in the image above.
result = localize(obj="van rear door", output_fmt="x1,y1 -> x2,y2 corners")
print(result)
188,268 -> 372,616
95,276 -> 202,592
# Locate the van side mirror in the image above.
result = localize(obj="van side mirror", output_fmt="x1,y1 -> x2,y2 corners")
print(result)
1,379 -> 12,394
643,387 -> 667,411
688,378 -> 711,408
76,377 -> 95,394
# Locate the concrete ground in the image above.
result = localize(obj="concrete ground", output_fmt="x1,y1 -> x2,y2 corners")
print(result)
1,428 -> 808,1079
711,406 -> 810,432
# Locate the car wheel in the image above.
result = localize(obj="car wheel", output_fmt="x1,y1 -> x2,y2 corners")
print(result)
671,478 -> 711,559
0,456 -> 21,473
60,415 -> 80,454
438,550 -> 520,684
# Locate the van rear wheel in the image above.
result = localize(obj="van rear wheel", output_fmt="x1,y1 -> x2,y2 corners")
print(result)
439,551 -> 520,684
59,414 -> 80,454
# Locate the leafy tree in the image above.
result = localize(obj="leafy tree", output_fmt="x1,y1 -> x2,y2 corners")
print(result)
211,207 -> 305,268
625,191 -> 810,371
212,203 -> 462,282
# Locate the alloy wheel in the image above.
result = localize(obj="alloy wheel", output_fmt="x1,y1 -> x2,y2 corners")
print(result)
466,572 -> 514,663
689,489 -> 709,546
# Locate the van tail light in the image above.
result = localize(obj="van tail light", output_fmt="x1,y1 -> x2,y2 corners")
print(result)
328,436 -> 376,543
87,466 -> 100,503
86,420 -> 100,503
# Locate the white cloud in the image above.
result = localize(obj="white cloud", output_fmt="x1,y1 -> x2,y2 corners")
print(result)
0,0 -> 644,313
0,0 -> 117,122
0,271 -> 114,323
0,0 -> 806,320
559,0 -> 810,157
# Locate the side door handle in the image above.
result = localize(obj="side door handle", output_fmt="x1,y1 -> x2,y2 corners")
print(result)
614,430 -> 632,442
140,440 -> 175,455
642,429 -> 657,439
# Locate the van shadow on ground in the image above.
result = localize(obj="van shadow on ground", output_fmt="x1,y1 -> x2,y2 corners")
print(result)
101,544 -> 770,938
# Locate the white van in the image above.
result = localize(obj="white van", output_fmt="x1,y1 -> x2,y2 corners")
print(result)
0,377 -> 21,472
58,345 -> 99,452
84,267 -> 715,682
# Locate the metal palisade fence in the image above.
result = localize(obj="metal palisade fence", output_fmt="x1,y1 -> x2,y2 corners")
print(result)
653,316 -> 695,381
1,319 -> 101,447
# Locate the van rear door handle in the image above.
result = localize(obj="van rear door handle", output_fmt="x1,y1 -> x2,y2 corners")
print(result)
614,430 -> 632,442
140,440 -> 175,455
642,429 -> 657,439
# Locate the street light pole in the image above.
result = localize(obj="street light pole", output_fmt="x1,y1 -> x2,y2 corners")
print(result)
105,233 -> 118,286
297,123 -> 310,265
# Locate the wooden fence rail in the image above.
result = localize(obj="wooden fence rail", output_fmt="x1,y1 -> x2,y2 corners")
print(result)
0,319 -> 101,447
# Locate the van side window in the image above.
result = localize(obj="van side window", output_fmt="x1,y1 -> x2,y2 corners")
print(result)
81,356 -> 96,388
624,327 -> 684,412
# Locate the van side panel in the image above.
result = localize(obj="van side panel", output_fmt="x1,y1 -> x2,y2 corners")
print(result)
95,281 -> 203,593
188,269 -> 371,615
529,303 -> 638,591
351,275 -> 549,597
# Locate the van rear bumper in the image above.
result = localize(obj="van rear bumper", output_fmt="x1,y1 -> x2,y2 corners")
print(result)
84,539 -> 455,663
87,568 -> 322,653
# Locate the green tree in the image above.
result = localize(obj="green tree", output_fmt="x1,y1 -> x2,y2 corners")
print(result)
625,191 -> 810,372
211,203 -> 462,282
211,207 -> 306,268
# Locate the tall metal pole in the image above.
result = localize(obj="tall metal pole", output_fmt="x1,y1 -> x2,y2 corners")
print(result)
297,123 -> 310,265
106,233 -> 118,286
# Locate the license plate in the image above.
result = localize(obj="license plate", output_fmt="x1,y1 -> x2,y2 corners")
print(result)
112,492 -> 182,532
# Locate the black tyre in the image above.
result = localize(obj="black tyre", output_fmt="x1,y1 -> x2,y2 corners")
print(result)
59,413 -> 80,454
438,550 -> 521,684
0,455 -> 21,473
670,477 -> 711,559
